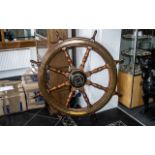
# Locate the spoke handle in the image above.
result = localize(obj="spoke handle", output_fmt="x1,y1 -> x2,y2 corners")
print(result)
91,30 -> 97,40
30,60 -> 41,66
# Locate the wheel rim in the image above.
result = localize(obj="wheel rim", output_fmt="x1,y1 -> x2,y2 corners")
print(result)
38,37 -> 117,116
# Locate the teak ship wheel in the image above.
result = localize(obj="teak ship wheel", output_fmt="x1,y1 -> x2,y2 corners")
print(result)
33,31 -> 119,116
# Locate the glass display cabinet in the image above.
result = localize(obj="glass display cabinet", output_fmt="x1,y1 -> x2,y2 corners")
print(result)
118,29 -> 155,108
35,29 -> 48,61
0,29 -> 35,49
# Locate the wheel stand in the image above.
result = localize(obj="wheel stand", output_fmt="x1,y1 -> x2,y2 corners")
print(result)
55,115 -> 77,126
53,112 -> 98,126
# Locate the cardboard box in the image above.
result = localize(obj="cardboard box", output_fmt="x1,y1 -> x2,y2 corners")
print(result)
0,96 -> 4,116
21,68 -> 45,110
0,80 -> 27,116
22,68 -> 38,85
22,82 -> 45,110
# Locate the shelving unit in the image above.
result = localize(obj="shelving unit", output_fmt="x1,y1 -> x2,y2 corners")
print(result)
118,29 -> 152,108
0,29 -> 36,50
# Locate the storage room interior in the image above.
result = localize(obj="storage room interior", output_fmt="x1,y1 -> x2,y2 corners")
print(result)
0,29 -> 155,126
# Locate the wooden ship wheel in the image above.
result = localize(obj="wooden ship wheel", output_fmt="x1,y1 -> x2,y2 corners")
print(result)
32,30 -> 119,116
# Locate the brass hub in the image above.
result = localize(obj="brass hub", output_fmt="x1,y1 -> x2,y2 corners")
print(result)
69,71 -> 87,88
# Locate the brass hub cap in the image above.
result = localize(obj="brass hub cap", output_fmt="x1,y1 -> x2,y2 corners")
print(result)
69,71 -> 87,88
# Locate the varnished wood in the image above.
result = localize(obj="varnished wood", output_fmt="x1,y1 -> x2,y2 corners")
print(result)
36,39 -> 48,47
132,75 -> 144,108
65,90 -> 75,107
86,64 -> 110,77
80,88 -> 92,107
118,71 -> 143,108
0,40 -> 36,50
48,81 -> 69,92
47,66 -> 69,77
87,80 -> 109,92
0,29 -> 5,48
80,47 -> 91,70
62,48 -> 74,66
47,29 -> 68,48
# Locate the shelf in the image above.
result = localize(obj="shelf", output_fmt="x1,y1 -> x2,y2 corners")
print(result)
121,49 -> 151,57
0,39 -> 36,50
123,34 -> 152,40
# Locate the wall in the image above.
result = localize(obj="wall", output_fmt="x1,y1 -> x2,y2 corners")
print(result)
0,47 -> 37,79
75,29 -> 122,112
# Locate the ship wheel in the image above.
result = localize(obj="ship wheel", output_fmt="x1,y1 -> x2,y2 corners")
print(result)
37,31 -> 118,116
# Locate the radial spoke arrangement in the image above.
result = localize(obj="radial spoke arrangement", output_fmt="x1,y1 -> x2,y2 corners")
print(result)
80,47 -> 91,70
65,90 -> 75,107
46,34 -> 113,111
47,65 -> 69,77
87,80 -> 109,92
62,48 -> 74,66
48,81 -> 69,93
86,64 -> 110,77
80,89 -> 92,107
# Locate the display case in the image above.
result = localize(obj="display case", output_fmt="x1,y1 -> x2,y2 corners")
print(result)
118,29 -> 154,108
0,29 -> 36,49
35,29 -> 48,61
119,29 -> 152,75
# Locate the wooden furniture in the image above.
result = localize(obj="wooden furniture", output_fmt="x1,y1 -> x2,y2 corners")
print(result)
118,29 -> 152,108
0,29 -> 35,50
118,71 -> 143,108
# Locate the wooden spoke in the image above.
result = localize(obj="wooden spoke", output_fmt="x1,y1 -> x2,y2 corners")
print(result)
80,47 -> 91,70
48,81 -> 69,93
65,90 -> 75,107
86,64 -> 110,77
62,48 -> 74,66
47,65 -> 69,77
86,80 -> 109,92
80,88 -> 92,107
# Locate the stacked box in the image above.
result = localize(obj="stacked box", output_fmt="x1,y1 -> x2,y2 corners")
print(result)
0,81 -> 27,116
22,69 -> 45,110
22,82 -> 45,110
0,92 -> 4,116
22,69 -> 38,84
0,68 -> 45,117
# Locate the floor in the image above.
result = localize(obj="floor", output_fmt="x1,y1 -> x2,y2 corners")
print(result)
119,102 -> 155,126
73,108 -> 141,126
0,107 -> 141,126
0,108 -> 63,126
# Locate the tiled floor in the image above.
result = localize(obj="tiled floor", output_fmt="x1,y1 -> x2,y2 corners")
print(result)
72,108 -> 141,126
0,108 -> 63,126
0,107 -> 142,126
119,102 -> 155,126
